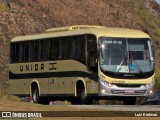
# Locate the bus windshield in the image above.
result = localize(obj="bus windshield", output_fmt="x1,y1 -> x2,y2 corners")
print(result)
99,37 -> 154,74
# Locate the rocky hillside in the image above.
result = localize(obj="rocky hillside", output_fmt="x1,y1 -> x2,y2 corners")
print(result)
0,0 -> 160,90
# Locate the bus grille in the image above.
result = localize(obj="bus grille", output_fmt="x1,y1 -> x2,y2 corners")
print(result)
111,90 -> 146,95
115,84 -> 143,88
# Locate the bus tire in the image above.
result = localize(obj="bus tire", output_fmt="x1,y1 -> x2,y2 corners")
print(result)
122,97 -> 136,105
32,87 -> 40,103
76,83 -> 92,104
79,85 -> 86,104
32,86 -> 50,104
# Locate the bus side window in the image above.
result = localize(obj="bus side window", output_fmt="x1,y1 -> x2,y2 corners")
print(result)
72,37 -> 78,58
39,40 -> 49,61
39,40 -> 44,60
87,34 -> 97,74
49,38 -> 60,60
20,41 -> 29,62
29,41 -> 39,61
59,37 -> 72,59
15,43 -> 20,62
10,43 -> 15,63
29,41 -> 34,61
11,43 -> 19,63
44,40 -> 49,60
64,37 -> 72,59
72,36 -> 85,62
19,42 -> 24,62
34,40 -> 39,61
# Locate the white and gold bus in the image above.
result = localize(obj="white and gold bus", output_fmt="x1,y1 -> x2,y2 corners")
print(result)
9,25 -> 155,105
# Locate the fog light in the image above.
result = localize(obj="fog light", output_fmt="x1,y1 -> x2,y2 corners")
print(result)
101,89 -> 106,93
149,90 -> 153,94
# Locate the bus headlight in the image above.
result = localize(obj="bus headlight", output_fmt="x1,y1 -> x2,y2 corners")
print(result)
99,78 -> 113,87
101,88 -> 106,93
149,90 -> 153,94
144,81 -> 154,88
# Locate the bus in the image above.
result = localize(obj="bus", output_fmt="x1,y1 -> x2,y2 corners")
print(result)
9,25 -> 155,105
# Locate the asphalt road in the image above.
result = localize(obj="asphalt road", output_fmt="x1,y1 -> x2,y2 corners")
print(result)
69,105 -> 160,111
39,105 -> 160,117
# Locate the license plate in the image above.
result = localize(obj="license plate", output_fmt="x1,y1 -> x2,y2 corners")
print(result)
125,89 -> 134,93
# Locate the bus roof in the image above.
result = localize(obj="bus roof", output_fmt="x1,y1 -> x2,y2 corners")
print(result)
45,25 -> 106,33
11,25 -> 150,42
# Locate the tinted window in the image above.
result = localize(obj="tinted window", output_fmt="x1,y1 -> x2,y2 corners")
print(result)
39,40 -> 49,61
72,36 -> 85,59
60,37 -> 72,59
49,38 -> 60,60
10,36 -> 86,63
87,34 -> 97,73
29,41 -> 34,61
34,41 -> 39,61
11,42 -> 20,62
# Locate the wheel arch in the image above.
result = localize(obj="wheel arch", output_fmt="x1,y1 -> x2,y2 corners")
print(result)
30,79 -> 40,97
75,78 -> 87,97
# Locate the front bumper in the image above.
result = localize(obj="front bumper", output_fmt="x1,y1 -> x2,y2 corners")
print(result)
98,81 -> 154,97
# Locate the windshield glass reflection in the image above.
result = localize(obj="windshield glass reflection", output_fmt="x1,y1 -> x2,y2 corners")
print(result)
99,37 -> 154,74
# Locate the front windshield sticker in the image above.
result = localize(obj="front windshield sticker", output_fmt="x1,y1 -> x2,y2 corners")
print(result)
117,65 -> 129,73
103,40 -> 122,44
130,64 -> 135,70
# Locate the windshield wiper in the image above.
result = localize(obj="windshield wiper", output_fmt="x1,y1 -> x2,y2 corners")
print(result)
129,51 -> 144,75
116,54 -> 127,73
132,59 -> 144,75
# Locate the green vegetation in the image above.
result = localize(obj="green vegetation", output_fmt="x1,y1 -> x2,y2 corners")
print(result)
129,0 -> 160,89
130,0 -> 160,37
0,3 -> 12,12
155,67 -> 160,90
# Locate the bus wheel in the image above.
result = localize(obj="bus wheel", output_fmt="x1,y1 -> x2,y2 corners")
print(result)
77,83 -> 91,104
122,97 -> 136,105
32,87 -> 50,104
32,87 -> 40,103
79,86 -> 86,104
